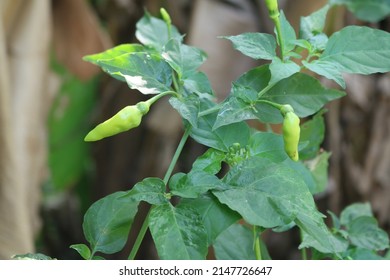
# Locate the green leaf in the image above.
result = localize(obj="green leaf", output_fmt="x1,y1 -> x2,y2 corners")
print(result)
192,148 -> 225,175
299,112 -> 325,160
330,0 -> 390,22
149,203 -> 208,259
183,72 -> 215,96
135,11 -> 182,51
83,44 -> 144,64
340,202 -> 373,226
169,95 -> 199,128
309,26 -> 390,87
300,5 -> 330,41
303,60 -> 345,88
269,58 -> 300,86
344,248 -> 385,260
214,65 -> 344,127
279,11 -> 297,55
259,72 -> 345,121
83,191 -> 139,255
170,170 -> 226,198
248,132 -> 288,163
190,108 -> 251,152
283,159 -> 317,195
179,193 -> 240,245
222,33 -> 277,60
162,39 -> 206,79
127,177 -> 168,205
348,216 -> 389,251
305,152 -> 331,194
214,157 -> 312,228
97,53 -> 172,95
70,244 -> 92,260
213,224 -> 256,260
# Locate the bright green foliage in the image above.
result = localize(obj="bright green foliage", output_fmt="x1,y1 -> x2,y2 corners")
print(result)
330,0 -> 390,22
70,4 -> 390,261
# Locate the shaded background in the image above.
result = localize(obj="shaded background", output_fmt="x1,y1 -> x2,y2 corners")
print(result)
0,0 -> 389,259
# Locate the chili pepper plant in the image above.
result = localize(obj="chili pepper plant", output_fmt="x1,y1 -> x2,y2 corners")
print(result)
55,0 -> 390,259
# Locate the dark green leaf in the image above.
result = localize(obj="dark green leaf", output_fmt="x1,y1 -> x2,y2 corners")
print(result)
248,132 -> 288,162
348,216 -> 389,251
299,112 -> 325,160
70,244 -> 91,260
283,159 -> 317,195
97,53 -> 172,95
213,224 -> 256,260
127,177 -> 168,205
162,39 -> 206,79
83,191 -> 139,255
214,157 -> 311,228
135,11 -> 181,51
340,203 -> 373,226
222,33 -> 277,60
328,210 -> 341,230
83,44 -> 144,64
149,204 -> 208,259
330,0 -> 390,22
179,193 -> 240,245
344,248 -> 385,260
169,95 -> 199,128
190,109 -> 251,152
192,148 -> 225,175
170,170 -> 226,198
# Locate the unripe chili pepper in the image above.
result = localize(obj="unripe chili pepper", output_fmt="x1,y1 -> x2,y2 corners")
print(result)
265,0 -> 280,18
281,105 -> 300,161
84,101 -> 150,142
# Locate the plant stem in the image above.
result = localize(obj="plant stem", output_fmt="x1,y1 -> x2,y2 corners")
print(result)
272,13 -> 285,61
253,226 -> 262,260
128,210 -> 151,260
127,128 -> 190,260
198,104 -> 223,117
256,99 -> 283,110
300,228 -> 308,260
146,90 -> 177,107
163,128 -> 190,185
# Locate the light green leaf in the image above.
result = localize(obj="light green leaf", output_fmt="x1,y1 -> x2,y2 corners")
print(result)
83,191 -> 139,255
330,0 -> 390,22
70,244 -> 92,260
300,5 -> 330,40
213,224 -> 256,260
97,53 -> 172,95
340,203 -> 373,226
135,11 -> 181,51
303,60 -> 345,88
183,71 -> 215,96
12,253 -> 55,260
269,58 -> 300,86
179,193 -> 240,245
149,203 -> 208,259
83,44 -> 144,64
162,39 -> 206,79
279,11 -> 297,54
305,152 -> 331,194
222,33 -> 277,60
348,216 -> 389,251
316,26 -> 390,81
299,112 -> 325,160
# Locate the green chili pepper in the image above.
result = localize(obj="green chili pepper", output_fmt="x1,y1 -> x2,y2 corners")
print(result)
265,0 -> 279,18
84,101 -> 150,142
281,105 -> 300,161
